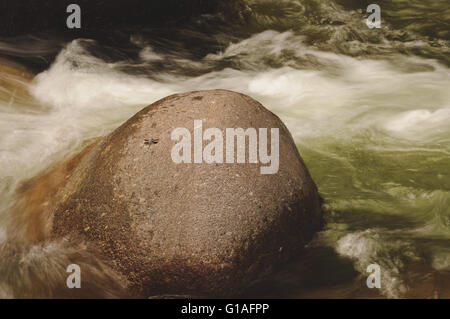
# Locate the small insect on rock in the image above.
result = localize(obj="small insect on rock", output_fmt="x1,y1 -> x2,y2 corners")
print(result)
144,138 -> 159,146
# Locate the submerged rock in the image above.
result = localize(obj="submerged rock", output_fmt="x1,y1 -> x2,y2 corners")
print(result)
42,90 -> 323,297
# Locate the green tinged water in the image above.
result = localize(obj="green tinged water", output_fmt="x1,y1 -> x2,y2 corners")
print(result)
237,0 -> 450,298
337,0 -> 450,39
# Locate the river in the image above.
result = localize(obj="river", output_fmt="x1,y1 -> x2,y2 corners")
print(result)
0,0 -> 449,298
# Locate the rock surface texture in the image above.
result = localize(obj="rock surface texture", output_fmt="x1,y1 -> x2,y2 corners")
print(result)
49,90 -> 323,297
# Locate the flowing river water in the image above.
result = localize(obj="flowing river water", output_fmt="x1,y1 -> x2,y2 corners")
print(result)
0,0 -> 449,298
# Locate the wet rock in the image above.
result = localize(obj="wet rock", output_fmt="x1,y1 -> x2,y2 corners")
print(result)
48,90 -> 323,297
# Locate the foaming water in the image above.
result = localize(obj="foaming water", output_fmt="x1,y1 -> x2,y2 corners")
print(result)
0,0 -> 449,298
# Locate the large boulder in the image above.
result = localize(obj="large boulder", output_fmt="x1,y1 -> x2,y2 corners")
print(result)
47,90 -> 323,297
